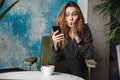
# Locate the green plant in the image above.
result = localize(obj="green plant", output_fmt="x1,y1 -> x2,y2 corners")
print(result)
0,0 -> 19,20
94,0 -> 120,44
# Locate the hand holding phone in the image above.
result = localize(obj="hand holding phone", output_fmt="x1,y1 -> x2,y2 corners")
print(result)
52,26 -> 64,45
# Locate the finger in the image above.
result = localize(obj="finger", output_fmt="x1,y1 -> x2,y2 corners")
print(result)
53,30 -> 59,36
55,38 -> 64,43
55,33 -> 64,38
53,35 -> 64,43
56,35 -> 64,39
52,31 -> 59,41
56,36 -> 64,41
52,35 -> 56,42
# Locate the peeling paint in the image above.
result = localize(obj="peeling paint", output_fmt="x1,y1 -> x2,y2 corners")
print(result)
0,0 -> 77,70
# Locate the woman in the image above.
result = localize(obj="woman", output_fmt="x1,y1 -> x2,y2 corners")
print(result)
49,1 -> 93,79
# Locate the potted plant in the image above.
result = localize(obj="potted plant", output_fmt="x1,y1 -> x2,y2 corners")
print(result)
0,0 -> 19,20
94,0 -> 120,44
94,0 -> 120,79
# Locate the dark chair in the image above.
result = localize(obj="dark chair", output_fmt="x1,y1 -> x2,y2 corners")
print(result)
40,36 -> 52,67
24,56 -> 37,71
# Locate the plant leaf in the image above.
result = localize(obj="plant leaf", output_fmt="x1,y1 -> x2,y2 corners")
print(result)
0,0 -> 5,9
94,0 -> 120,44
109,26 -> 120,42
114,7 -> 120,19
0,0 -> 20,20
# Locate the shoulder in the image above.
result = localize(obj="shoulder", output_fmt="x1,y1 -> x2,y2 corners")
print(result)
82,24 -> 93,39
82,24 -> 91,31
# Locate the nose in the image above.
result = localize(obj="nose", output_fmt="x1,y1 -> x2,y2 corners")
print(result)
69,15 -> 73,20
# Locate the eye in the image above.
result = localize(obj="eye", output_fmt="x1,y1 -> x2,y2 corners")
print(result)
65,13 -> 69,17
72,12 -> 78,16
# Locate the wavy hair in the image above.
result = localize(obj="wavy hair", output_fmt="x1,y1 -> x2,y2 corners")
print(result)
54,1 -> 84,35
51,1 -> 85,48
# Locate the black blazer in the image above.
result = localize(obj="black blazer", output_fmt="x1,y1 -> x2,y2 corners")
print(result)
49,24 -> 93,65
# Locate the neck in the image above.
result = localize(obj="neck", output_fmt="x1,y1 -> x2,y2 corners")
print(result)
68,28 -> 76,39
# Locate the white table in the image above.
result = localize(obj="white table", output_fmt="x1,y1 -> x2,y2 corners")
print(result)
0,71 -> 84,80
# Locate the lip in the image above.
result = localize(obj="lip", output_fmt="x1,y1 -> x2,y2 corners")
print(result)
69,22 -> 73,25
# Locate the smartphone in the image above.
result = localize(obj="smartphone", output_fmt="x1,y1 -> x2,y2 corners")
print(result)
52,26 -> 61,35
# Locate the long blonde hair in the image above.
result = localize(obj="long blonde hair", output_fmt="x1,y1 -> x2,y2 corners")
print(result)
51,1 -> 85,48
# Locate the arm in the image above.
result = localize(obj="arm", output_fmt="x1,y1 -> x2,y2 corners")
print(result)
75,24 -> 93,58
49,31 -> 65,64
49,44 -> 64,65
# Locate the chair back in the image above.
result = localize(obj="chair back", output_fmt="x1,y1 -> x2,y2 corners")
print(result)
116,44 -> 120,76
40,36 -> 52,67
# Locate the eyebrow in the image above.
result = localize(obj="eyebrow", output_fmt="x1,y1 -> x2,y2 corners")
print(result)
65,10 -> 78,13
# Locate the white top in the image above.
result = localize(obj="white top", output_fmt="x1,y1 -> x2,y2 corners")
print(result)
0,71 -> 84,80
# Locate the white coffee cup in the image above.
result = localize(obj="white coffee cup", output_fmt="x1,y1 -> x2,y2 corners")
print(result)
41,65 -> 55,76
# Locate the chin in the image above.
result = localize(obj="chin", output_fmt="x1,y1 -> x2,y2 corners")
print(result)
68,25 -> 74,28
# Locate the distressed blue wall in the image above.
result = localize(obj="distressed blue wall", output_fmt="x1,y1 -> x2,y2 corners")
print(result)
0,0 -> 77,70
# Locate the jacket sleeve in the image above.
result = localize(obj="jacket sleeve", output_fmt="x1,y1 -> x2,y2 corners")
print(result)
48,43 -> 64,65
76,24 -> 93,59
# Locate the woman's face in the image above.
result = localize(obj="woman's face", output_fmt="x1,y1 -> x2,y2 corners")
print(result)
65,7 -> 78,28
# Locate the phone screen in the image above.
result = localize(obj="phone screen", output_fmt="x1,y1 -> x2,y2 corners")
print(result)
52,26 -> 61,34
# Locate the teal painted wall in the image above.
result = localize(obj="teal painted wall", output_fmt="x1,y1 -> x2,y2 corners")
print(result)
0,0 -> 77,70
